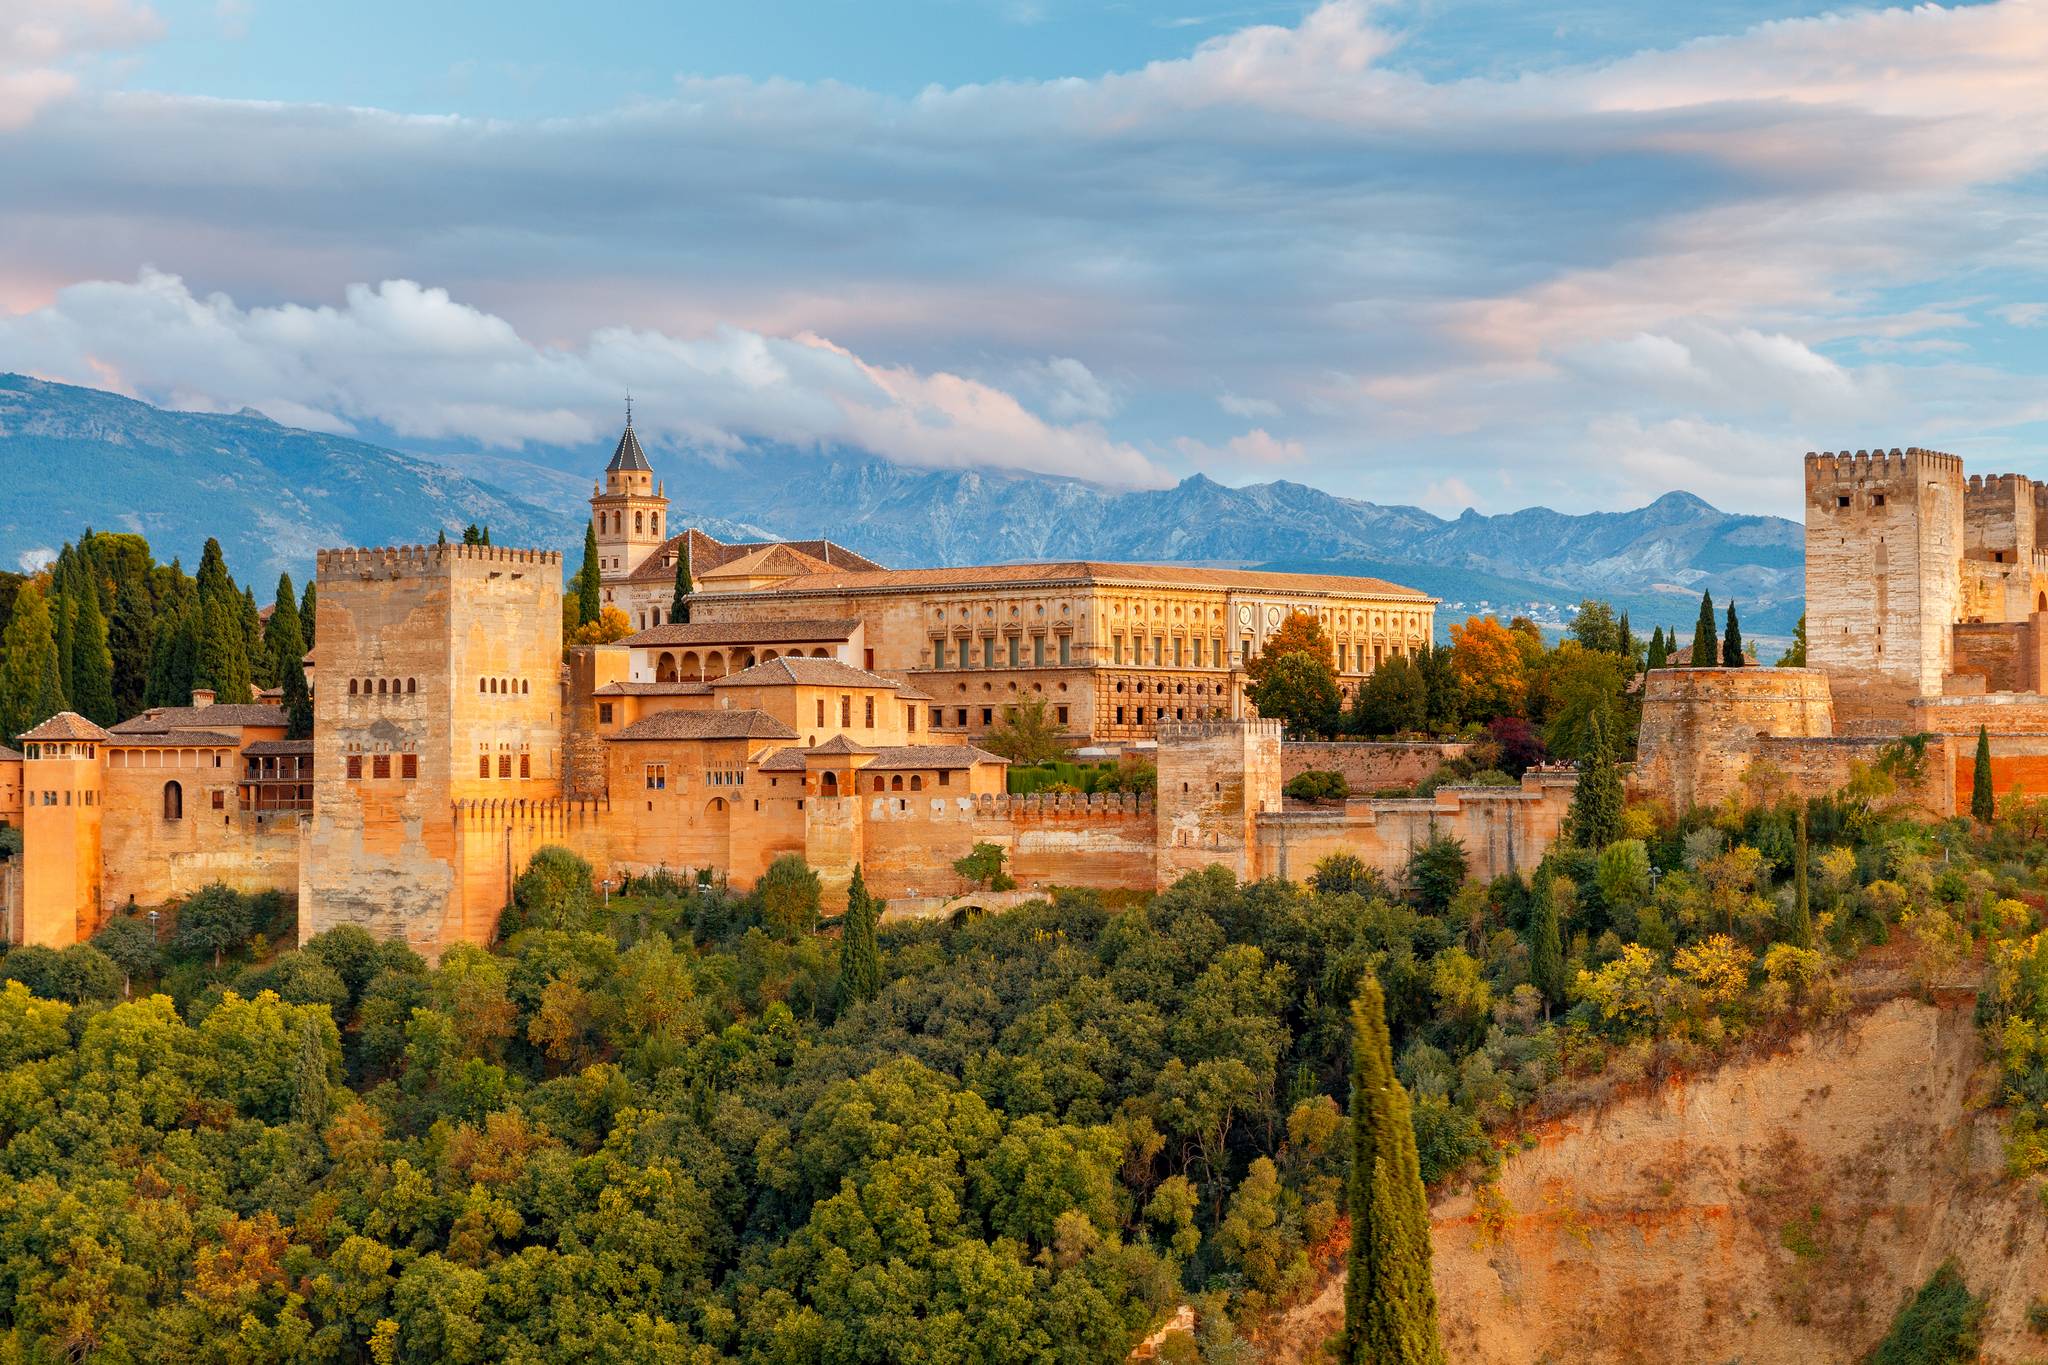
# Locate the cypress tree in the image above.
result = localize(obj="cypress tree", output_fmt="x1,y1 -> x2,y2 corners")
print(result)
0,582 -> 61,739
196,537 -> 234,605
300,581 -> 317,650
437,528 -> 447,546
1529,885 -> 1566,1009
1690,591 -> 1718,666
671,544 -> 693,625
108,565 -> 154,719
1647,626 -> 1668,670
1565,706 -> 1623,849
481,526 -> 491,546
70,580 -> 115,726
1787,804 -> 1814,948
242,587 -> 271,688
1721,602 -> 1744,667
1344,973 -> 1446,1365
282,650 -> 313,740
1971,725 -> 1995,823
462,523 -> 482,546
1616,610 -> 1632,660
578,524 -> 602,626
265,575 -> 303,680
838,864 -> 882,1008
51,582 -> 75,709
290,1016 -> 331,1128
195,594 -> 252,704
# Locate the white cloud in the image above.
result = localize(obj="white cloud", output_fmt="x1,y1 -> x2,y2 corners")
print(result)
0,0 -> 159,129
0,270 -> 1167,485
1218,391 -> 1279,419
1012,356 -> 1119,421
1996,302 -> 2048,328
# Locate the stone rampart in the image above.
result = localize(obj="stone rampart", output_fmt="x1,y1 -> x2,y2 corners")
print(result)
1254,770 -> 1575,886
1280,741 -> 1469,792
1633,667 -> 1834,809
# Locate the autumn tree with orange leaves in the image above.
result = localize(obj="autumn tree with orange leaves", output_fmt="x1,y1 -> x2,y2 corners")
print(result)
1448,615 -> 1527,718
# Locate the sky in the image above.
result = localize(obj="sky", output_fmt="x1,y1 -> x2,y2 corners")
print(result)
3,0 -> 2048,518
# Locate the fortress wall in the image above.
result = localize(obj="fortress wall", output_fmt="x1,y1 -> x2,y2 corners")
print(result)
1947,732 -> 2048,814
1909,690 -> 2048,736
99,796 -> 302,911
857,791 -> 1156,901
1280,740 -> 1470,792
1155,719 -> 1284,887
1633,667 -> 1835,809
1254,773 -> 1575,886
1949,621 -> 2030,693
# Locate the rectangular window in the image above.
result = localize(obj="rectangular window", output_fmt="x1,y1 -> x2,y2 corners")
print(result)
1113,635 -> 1123,664
479,755 -> 491,779
373,754 -> 391,779
347,755 -> 363,780
908,706 -> 918,733
402,754 -> 418,780
938,770 -> 951,787
598,703 -> 614,724
1192,638 -> 1203,668
956,708 -> 968,726
211,789 -> 225,810
1056,705 -> 1069,725
1154,636 -> 1164,665
864,696 -> 875,727
1173,637 -> 1183,667
645,763 -> 666,790
984,638 -> 998,668
1115,706 -> 1125,724
933,638 -> 947,668
1059,635 -> 1070,665
498,754 -> 512,778
931,706 -> 943,728
1033,637 -> 1045,666
981,707 -> 993,725
1008,637 -> 1020,667
519,753 -> 531,779
817,698 -> 826,726
839,696 -> 852,727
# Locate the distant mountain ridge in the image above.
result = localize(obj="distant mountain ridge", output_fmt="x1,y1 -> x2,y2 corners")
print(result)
0,375 -> 1805,636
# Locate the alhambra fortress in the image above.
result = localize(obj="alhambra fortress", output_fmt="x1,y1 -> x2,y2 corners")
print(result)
4,432 -> 2045,957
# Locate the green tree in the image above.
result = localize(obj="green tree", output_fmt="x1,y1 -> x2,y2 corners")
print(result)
953,841 -> 1015,891
172,883 -> 254,968
1566,599 -> 1619,653
196,591 -> 253,704
1721,601 -> 1745,667
241,587 -> 269,687
299,579 -> 317,649
671,545 -> 693,624
1616,610 -> 1633,661
1565,706 -> 1624,849
1868,1261 -> 1984,1365
1647,625 -> 1668,670
1690,591 -> 1718,666
0,582 -> 63,739
1776,613 -> 1807,667
265,574 -> 304,682
1528,881 -> 1566,1009
145,602 -> 200,709
838,864 -> 882,1008
1344,973 -> 1446,1365
577,524 -> 602,626
1405,832 -> 1467,914
982,696 -> 1071,763
1787,805 -> 1814,949
90,918 -> 162,998
69,576 -> 115,726
1351,653 -> 1427,736
759,855 -> 821,940
1416,642 -> 1464,733
462,523 -> 483,546
1249,650 -> 1341,738
1971,725 -> 1995,822
50,571 -> 76,708
107,564 -> 154,718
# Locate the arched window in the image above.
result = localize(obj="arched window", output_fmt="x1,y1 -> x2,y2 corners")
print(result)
651,513 -> 660,535
377,678 -> 388,694
635,511 -> 644,534
163,780 -> 183,821
479,677 -> 487,692
820,771 -> 839,797
909,775 -> 923,791
407,678 -> 417,694
891,775 -> 903,791
521,680 -> 529,694
657,652 -> 678,682
349,679 -> 358,696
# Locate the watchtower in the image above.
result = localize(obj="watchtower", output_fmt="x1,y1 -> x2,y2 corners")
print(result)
302,542 -> 563,956
1804,448 -> 1964,719
16,713 -> 108,947
1153,718 -> 1282,887
590,408 -> 669,586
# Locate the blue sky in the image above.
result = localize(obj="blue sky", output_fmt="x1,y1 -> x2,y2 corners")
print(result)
3,0 -> 2047,517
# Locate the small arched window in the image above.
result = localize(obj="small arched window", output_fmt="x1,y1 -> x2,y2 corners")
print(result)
521,680 -> 529,694
635,511 -> 644,534
349,679 -> 358,696
479,677 -> 487,692
909,775 -> 923,791
407,678 -> 417,694
377,678 -> 388,695
163,780 -> 183,821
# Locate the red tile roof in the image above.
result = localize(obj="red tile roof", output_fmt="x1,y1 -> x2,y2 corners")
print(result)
18,712 -> 113,743
618,618 -> 859,648
609,709 -> 798,742
727,560 -> 1432,599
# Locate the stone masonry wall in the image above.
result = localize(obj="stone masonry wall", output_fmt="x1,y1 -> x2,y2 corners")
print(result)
1632,667 -> 1835,809
1280,741 -> 1469,793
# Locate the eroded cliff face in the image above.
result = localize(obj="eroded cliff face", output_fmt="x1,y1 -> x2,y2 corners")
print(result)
1272,995 -> 2048,1362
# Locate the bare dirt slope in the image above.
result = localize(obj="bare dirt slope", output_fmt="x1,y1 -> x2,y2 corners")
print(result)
1273,995 -> 2048,1363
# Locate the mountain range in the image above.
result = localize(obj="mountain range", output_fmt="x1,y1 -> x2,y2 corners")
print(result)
0,374 -> 1805,639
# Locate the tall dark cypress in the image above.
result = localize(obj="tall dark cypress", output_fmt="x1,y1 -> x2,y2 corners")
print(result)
70,578 -> 115,726
1345,973 -> 1446,1365
1565,705 -> 1623,850
1721,602 -> 1744,667
1529,886 -> 1565,1008
1616,610 -> 1632,659
265,575 -> 303,682
299,580 -> 318,650
1972,725 -> 1995,823
838,864 -> 882,1008
108,564 -> 154,719
1788,804 -> 1814,948
51,570 -> 76,710
671,544 -> 694,625
1690,591 -> 1718,666
578,524 -> 602,627
1647,626 -> 1668,670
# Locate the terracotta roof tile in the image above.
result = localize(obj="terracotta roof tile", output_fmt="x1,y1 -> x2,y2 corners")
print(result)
623,529 -> 883,584
18,712 -> 113,743
0,745 -> 21,761
592,681 -> 714,696
110,704 -> 287,733
242,739 -> 314,757
713,657 -> 918,691
863,744 -> 1007,770
618,618 -> 859,648
808,734 -> 873,755
102,730 -> 243,747
729,560 -> 1432,599
757,748 -> 809,771
699,544 -> 833,580
609,709 -> 798,742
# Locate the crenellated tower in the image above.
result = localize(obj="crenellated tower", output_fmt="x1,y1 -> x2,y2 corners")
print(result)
1804,447 -> 1965,727
590,405 -> 669,585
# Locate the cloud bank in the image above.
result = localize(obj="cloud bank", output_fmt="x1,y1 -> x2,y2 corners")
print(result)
5,1 -> 2048,512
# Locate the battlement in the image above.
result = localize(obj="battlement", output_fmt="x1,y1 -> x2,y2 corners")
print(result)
1805,447 -> 1963,491
1966,472 -> 2034,498
316,544 -> 563,579
1157,718 -> 1285,742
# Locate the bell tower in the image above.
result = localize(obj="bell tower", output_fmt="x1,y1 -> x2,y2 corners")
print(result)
590,400 -> 670,588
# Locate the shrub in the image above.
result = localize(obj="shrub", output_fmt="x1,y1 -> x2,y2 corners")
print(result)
1867,1261 -> 1983,1365
1285,769 -> 1350,804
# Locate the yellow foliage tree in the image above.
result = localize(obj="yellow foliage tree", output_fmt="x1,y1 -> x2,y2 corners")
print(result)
1245,610 -> 1333,689
1448,615 -> 1526,717
568,605 -> 632,648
